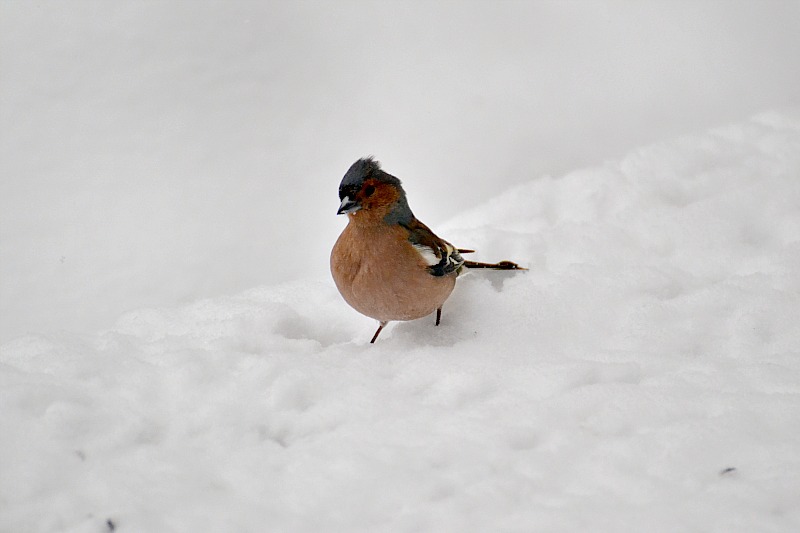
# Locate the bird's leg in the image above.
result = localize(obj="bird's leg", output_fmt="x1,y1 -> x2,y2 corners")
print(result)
370,321 -> 388,344
435,307 -> 442,326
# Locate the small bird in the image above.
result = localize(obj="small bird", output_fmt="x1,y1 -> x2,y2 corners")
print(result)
330,157 -> 524,343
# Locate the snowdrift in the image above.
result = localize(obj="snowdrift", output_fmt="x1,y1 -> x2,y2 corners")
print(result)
2,112 -> 799,532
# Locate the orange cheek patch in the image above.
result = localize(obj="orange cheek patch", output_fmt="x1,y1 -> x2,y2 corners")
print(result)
360,181 -> 399,211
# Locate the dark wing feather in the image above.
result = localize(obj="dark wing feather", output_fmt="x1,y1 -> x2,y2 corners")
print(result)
402,219 -> 465,277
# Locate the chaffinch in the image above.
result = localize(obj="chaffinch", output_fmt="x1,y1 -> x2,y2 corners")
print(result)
330,157 -> 524,343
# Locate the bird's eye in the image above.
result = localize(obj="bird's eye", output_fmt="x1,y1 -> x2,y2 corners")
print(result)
364,185 -> 375,197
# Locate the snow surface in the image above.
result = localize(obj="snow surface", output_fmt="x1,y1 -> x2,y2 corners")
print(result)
2,111 -> 799,532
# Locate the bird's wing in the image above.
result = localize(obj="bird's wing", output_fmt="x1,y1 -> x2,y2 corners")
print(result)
402,218 -> 464,277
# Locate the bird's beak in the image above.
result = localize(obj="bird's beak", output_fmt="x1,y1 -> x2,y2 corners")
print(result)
337,195 -> 361,215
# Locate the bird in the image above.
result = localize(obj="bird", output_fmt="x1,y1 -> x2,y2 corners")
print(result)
330,157 -> 524,343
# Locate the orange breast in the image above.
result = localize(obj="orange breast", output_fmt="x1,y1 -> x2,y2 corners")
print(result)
330,222 -> 457,322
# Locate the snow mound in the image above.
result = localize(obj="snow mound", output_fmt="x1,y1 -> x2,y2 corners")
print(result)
2,111 -> 800,532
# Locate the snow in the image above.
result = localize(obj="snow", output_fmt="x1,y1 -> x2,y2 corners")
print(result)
2,1 -> 800,530
2,111 -> 800,532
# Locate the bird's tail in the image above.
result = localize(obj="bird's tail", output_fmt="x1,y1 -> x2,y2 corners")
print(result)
462,259 -> 526,270
456,249 -> 526,270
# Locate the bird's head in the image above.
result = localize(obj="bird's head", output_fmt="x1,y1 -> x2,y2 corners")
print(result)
337,157 -> 414,224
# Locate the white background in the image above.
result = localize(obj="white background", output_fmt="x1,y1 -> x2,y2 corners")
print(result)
1,1 -> 798,340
